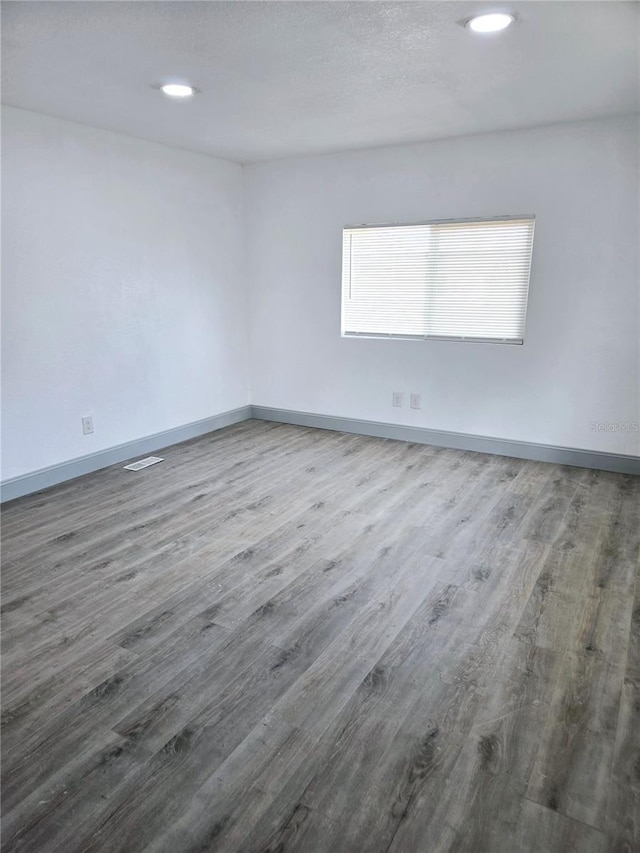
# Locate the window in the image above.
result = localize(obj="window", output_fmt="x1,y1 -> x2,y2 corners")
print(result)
341,216 -> 535,344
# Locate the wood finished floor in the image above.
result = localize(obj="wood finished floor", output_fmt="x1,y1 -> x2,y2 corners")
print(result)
1,419 -> 639,853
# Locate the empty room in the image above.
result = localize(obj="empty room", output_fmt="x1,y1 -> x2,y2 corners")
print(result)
1,1 -> 639,851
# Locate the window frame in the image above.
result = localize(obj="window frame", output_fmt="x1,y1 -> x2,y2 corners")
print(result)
341,214 -> 535,346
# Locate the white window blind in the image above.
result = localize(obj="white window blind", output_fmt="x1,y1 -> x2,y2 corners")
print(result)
341,216 -> 535,344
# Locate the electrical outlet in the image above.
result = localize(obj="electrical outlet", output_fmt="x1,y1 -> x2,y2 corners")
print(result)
392,391 -> 403,407
410,393 -> 421,410
81,416 -> 94,435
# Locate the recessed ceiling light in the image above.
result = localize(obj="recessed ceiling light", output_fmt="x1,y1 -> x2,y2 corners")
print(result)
159,83 -> 197,98
465,12 -> 515,33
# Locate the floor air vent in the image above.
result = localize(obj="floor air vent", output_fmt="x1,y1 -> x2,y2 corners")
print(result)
124,456 -> 164,471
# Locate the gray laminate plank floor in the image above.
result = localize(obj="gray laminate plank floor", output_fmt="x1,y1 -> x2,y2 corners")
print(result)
1,419 -> 639,853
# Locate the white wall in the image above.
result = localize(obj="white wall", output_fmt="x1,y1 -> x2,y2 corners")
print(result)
3,110 -> 638,484
245,117 -> 640,455
1,106 -> 249,481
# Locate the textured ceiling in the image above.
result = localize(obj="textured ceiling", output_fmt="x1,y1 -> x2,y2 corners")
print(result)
2,1 -> 638,163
